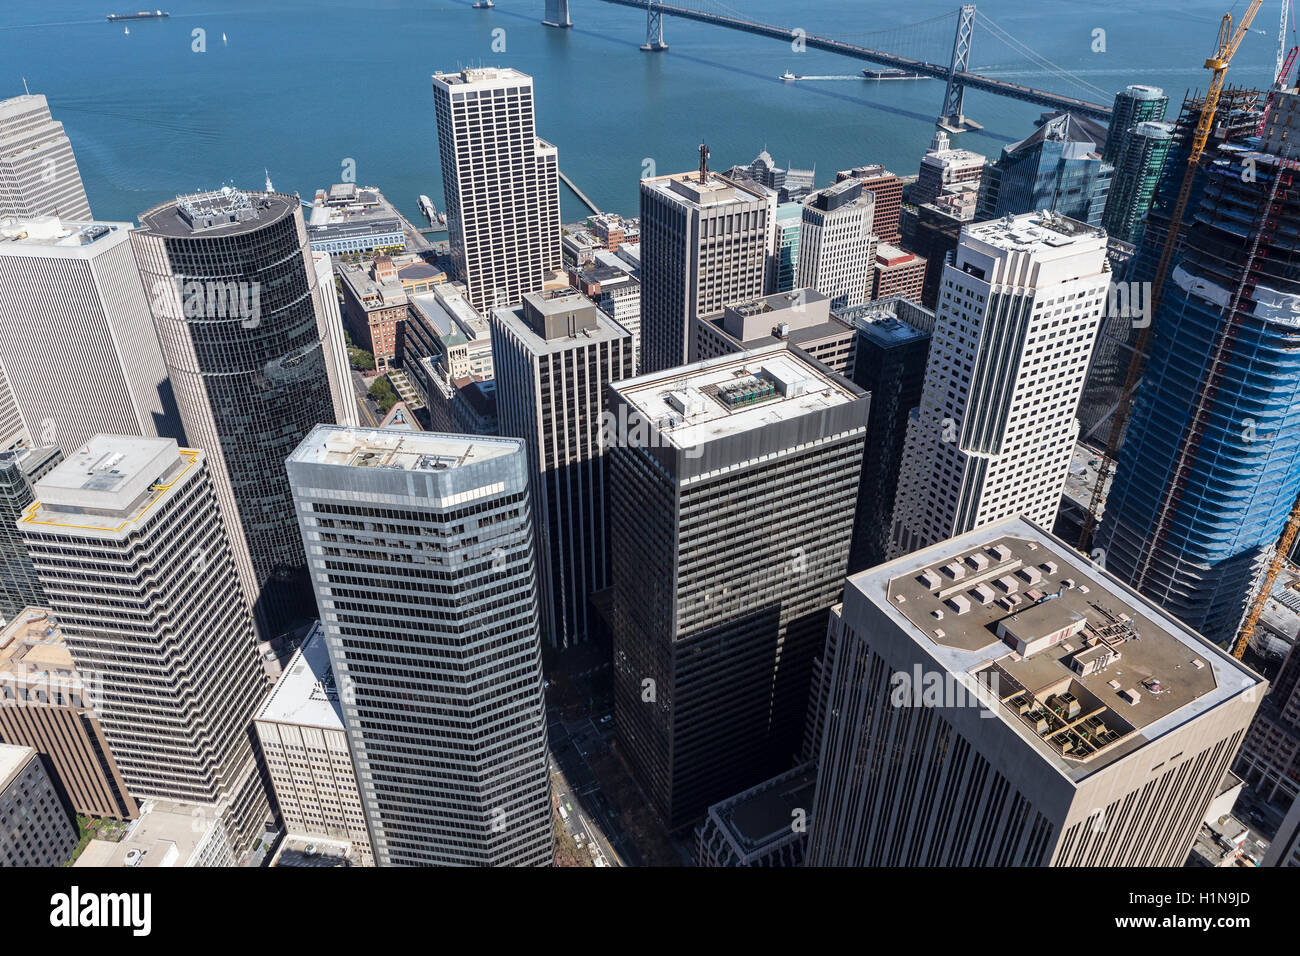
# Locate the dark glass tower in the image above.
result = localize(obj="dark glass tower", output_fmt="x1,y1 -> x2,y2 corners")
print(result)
0,447 -> 60,620
131,189 -> 345,638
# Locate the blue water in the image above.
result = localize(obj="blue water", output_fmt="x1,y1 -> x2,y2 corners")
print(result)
0,0 -> 1282,227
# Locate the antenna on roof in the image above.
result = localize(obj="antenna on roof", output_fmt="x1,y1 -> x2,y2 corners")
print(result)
698,142 -> 710,185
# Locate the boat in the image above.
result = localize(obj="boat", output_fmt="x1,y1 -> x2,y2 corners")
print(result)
472,0 -> 494,7
861,68 -> 929,80
123,26 -> 129,33
107,10 -> 169,20
780,71 -> 799,81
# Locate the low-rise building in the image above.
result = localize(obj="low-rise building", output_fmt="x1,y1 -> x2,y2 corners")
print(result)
693,288 -> 856,375
337,254 -> 409,371
870,242 -> 926,303
73,798 -> 237,867
588,213 -> 639,251
404,286 -> 497,434
307,184 -> 406,255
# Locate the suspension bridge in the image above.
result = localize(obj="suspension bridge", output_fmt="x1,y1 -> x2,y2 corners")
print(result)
543,0 -> 1115,131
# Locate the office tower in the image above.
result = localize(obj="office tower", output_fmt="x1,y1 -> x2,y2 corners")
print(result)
431,68 -> 561,316
977,113 -> 1113,228
0,94 -> 91,222
571,263 -> 642,371
254,623 -> 373,866
131,188 -> 349,638
0,448 -> 59,620
796,180 -> 876,310
870,243 -> 927,302
493,290 -> 633,648
607,345 -> 868,828
639,164 -> 770,373
807,517 -> 1265,866
313,251 -> 361,428
0,217 -> 183,454
836,165 -> 902,243
912,130 -> 986,207
1266,794 -> 1300,866
0,365 -> 24,452
890,213 -> 1109,558
1097,97 -> 1300,647
837,299 -> 934,574
1103,85 -> 1169,167
693,288 -> 856,375
1102,121 -> 1175,245
0,608 -> 138,820
19,436 -> 273,856
695,763 -> 815,867
287,426 -> 552,867
1236,629 -> 1300,804
773,202 -> 802,293
0,743 -> 77,867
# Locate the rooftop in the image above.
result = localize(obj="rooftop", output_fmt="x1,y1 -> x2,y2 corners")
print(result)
73,799 -> 216,867
964,210 -> 1106,253
137,189 -> 296,239
256,623 -> 342,731
709,763 -> 816,855
433,66 -> 533,89
0,608 -> 85,705
289,425 -> 516,471
0,217 -> 123,251
857,518 -> 1262,781
0,743 -> 33,791
642,170 -> 767,209
614,344 -> 858,450
23,437 -> 197,536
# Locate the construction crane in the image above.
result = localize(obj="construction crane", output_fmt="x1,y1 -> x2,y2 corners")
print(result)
1255,0 -> 1297,134
1077,0 -> 1265,553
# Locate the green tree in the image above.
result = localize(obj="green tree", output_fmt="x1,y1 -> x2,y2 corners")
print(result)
369,376 -> 399,413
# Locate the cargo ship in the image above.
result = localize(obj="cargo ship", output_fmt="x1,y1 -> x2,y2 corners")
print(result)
861,68 -> 928,80
107,10 -> 169,21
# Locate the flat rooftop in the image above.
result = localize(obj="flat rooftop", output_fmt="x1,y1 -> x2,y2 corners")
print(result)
614,345 -> 858,450
290,425 -> 516,471
965,211 -> 1105,252
137,189 -> 296,239
643,171 -> 765,209
855,518 -> 1261,781
711,763 -> 816,854
73,799 -> 214,867
0,608 -> 82,699
23,437 -> 196,536
0,217 -> 124,251
256,623 -> 342,731
0,742 -> 33,791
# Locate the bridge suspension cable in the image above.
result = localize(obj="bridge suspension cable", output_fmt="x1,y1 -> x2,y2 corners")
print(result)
974,12 -> 1113,101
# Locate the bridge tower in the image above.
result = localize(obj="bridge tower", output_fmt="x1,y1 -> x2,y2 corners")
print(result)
937,5 -> 982,132
543,0 -> 573,28
641,0 -> 668,52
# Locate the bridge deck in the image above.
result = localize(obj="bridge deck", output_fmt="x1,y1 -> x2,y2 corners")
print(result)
595,0 -> 1112,121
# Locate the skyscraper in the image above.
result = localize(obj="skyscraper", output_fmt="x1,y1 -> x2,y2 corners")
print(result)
0,743 -> 78,867
1102,120 -> 1175,245
639,164 -> 770,373
131,188 -> 349,638
795,180 -> 876,311
0,94 -> 91,223
0,216 -> 183,453
287,426 -> 552,866
1098,94 -> 1300,647
807,517 -> 1265,867
431,68 -> 562,316
492,289 -> 634,648
911,130 -> 986,208
1102,85 -> 1169,168
607,345 -> 867,828
890,212 -> 1109,557
835,164 -> 902,244
0,447 -> 59,621
19,436 -> 272,856
773,202 -> 802,293
977,113 -> 1114,228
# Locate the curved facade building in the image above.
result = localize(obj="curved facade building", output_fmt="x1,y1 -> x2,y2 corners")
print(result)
131,189 -> 347,637
1099,142 -> 1300,646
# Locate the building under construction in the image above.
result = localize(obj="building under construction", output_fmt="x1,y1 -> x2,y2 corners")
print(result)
1078,86 -> 1267,448
1097,88 -> 1300,646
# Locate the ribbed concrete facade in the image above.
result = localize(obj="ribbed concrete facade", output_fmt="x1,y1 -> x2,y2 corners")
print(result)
0,95 -> 91,223
131,190 -> 348,639
19,436 -> 272,856
608,345 -> 867,829
432,68 -> 561,316
491,290 -> 634,648
807,519 -> 1264,867
639,170 -> 769,373
0,219 -> 182,454
796,180 -> 876,310
890,213 -> 1108,557
287,426 -> 552,867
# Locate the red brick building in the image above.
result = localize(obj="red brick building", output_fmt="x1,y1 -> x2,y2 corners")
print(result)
837,164 -> 903,244
871,242 -> 927,303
